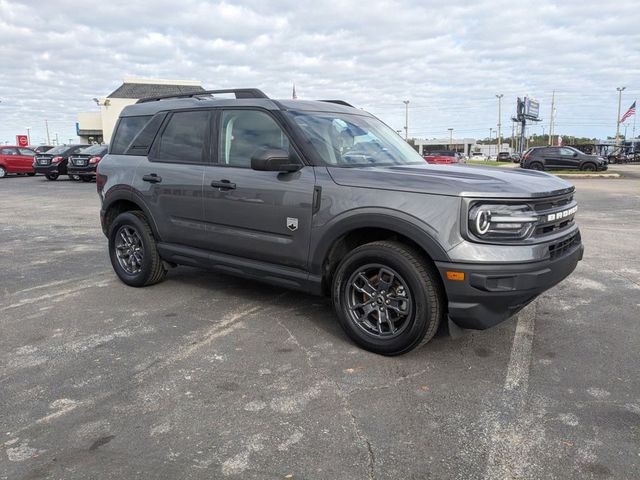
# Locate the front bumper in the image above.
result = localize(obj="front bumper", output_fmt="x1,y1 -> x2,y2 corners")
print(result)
436,239 -> 584,330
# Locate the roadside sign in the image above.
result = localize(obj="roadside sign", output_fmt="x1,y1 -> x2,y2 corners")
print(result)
16,135 -> 28,147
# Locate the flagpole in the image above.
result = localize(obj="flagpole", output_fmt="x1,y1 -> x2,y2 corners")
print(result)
633,101 -> 637,153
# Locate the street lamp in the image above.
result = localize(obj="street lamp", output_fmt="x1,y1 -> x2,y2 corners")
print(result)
448,128 -> 453,150
615,86 -> 626,145
26,127 -> 32,145
489,128 -> 493,158
403,100 -> 410,141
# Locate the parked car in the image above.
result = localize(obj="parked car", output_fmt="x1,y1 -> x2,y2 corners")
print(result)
32,145 -> 54,154
423,150 -> 461,164
496,152 -> 511,162
511,153 -> 522,163
98,88 -> 583,355
0,146 -> 36,177
33,144 -> 90,180
522,146 -> 607,171
470,152 -> 487,161
67,144 -> 108,182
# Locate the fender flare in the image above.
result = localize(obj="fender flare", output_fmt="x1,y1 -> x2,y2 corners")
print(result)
102,188 -> 162,240
309,209 -> 450,275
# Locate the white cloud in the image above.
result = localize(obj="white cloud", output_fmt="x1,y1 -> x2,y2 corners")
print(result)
0,0 -> 638,145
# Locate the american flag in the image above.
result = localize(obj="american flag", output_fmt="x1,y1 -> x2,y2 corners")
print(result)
620,101 -> 636,123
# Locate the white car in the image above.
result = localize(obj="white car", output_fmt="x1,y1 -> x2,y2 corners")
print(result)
470,152 -> 487,161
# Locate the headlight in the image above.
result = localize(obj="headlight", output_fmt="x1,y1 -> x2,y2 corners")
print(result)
468,203 -> 538,241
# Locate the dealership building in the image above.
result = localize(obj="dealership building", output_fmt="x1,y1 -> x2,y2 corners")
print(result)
76,78 -> 205,143
413,137 -> 511,158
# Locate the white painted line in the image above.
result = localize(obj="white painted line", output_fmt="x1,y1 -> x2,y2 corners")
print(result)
483,301 -> 538,480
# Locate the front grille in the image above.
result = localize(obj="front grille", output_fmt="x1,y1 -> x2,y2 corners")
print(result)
531,192 -> 577,238
549,231 -> 581,259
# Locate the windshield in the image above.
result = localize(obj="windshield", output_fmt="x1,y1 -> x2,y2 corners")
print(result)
80,144 -> 107,155
286,111 -> 425,167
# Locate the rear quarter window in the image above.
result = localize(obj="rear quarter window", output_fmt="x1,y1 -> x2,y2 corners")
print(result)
111,116 -> 152,154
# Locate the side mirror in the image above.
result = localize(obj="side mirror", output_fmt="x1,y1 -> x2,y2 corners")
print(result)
251,148 -> 301,172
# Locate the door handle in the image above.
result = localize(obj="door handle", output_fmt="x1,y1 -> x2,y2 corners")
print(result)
211,179 -> 236,190
142,174 -> 162,183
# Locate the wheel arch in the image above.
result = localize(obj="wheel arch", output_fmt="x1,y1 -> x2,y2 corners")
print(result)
102,192 -> 160,240
311,212 -> 450,295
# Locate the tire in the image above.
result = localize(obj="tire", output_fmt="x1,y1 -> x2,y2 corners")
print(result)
80,176 -> 92,182
332,241 -> 443,355
0,166 -> 6,178
45,173 -> 59,181
108,211 -> 167,287
581,163 -> 596,172
530,162 -> 544,171
28,172 -> 36,176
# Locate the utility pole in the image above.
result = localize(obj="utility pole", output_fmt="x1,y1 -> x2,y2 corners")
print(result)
615,86 -> 626,146
26,127 -> 31,145
448,128 -> 453,150
45,119 -> 51,145
548,91 -> 555,145
496,94 -> 503,153
55,133 -> 59,145
403,100 -> 410,141
511,121 -> 515,150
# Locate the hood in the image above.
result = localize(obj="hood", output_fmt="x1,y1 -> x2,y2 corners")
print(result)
327,163 -> 574,198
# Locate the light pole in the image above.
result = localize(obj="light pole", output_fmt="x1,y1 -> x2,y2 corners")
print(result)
448,128 -> 453,150
489,128 -> 493,158
615,86 -> 626,145
26,127 -> 31,145
403,100 -> 410,141
496,94 -> 503,153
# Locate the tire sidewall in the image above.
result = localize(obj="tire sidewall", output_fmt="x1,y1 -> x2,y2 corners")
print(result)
0,166 -> 6,178
108,212 -> 156,287
332,245 -> 434,355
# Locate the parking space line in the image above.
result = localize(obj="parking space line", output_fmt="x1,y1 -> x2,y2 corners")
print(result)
483,301 -> 538,480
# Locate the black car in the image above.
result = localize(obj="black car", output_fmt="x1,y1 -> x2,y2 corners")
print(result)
33,145 -> 54,154
33,144 -> 90,180
510,153 -> 522,163
522,146 -> 607,171
67,144 -> 108,182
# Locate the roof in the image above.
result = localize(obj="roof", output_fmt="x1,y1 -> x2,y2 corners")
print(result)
120,97 -> 365,117
107,83 -> 206,100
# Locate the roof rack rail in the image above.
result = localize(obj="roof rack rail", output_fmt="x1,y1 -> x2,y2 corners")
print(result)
318,100 -> 354,107
137,88 -> 269,104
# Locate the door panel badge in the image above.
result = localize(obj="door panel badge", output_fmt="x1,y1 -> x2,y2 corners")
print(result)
287,217 -> 298,232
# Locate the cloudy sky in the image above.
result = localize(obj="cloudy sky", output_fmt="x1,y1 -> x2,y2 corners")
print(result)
1,0 -> 639,145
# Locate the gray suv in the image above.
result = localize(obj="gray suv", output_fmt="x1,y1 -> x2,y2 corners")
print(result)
97,89 -> 583,355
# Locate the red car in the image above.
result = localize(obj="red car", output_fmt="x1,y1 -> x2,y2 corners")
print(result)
423,150 -> 461,164
0,146 -> 36,178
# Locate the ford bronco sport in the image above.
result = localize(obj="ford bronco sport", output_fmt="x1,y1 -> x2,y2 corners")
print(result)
97,88 -> 583,355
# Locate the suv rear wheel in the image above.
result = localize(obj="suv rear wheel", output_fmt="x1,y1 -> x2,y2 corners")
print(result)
529,162 -> 544,171
332,241 -> 443,355
108,211 -> 167,287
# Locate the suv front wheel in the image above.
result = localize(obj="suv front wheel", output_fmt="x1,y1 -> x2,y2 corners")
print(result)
332,241 -> 443,355
108,211 -> 167,287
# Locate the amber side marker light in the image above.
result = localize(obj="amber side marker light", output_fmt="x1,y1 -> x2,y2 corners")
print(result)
446,271 -> 465,281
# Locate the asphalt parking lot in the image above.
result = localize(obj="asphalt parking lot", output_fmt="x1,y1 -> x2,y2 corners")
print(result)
1,168 -> 639,480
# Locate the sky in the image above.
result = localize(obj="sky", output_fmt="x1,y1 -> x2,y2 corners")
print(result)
0,0 -> 639,146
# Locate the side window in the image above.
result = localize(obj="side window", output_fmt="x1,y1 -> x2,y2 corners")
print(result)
560,148 -> 574,156
218,110 -> 290,167
19,148 -> 35,156
155,110 -> 209,164
546,148 -> 560,156
111,116 -> 152,154
2,148 -> 18,155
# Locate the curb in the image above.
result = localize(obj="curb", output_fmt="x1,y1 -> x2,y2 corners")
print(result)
555,173 -> 621,179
